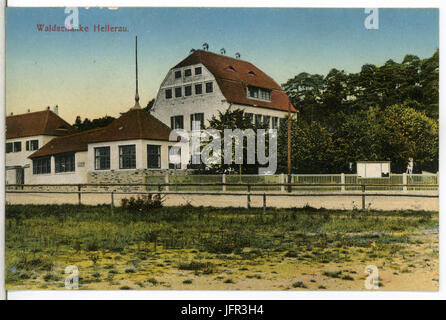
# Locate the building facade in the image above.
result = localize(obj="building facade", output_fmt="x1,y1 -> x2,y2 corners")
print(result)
151,49 -> 298,132
28,107 -> 186,185
5,108 -> 75,185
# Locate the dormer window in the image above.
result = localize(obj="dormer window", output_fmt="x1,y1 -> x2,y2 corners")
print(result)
56,126 -> 69,132
248,71 -> 256,76
226,66 -> 236,72
247,86 -> 271,101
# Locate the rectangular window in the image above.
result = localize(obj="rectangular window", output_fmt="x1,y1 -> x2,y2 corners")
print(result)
255,114 -> 262,126
263,116 -> 271,128
33,157 -> 51,174
147,145 -> 161,169
13,141 -> 21,152
169,146 -> 181,169
195,67 -> 202,75
165,88 -> 172,99
248,86 -> 259,99
185,85 -> 192,96
175,87 -> 182,98
119,145 -> 136,169
184,69 -> 192,77
174,70 -> 181,79
245,113 -> 254,123
55,153 -> 75,173
272,117 -> 279,129
260,89 -> 271,100
26,140 -> 39,151
195,84 -> 202,95
94,147 -> 110,170
6,142 -> 12,153
170,115 -> 184,129
248,86 -> 271,101
190,113 -> 204,130
205,82 -> 213,93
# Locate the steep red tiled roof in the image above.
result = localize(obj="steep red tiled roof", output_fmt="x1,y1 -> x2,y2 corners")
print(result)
173,50 -> 297,113
29,109 -> 174,158
6,109 -> 75,139
28,127 -> 104,158
91,108 -> 174,143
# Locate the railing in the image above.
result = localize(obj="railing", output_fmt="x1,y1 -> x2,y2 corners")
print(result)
148,173 -> 439,192
5,182 -> 439,211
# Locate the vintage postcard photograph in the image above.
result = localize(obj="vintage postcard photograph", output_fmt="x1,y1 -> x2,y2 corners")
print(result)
3,6 -> 439,293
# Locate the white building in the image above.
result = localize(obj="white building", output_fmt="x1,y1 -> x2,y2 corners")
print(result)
356,161 -> 391,178
151,49 -> 298,132
28,105 -> 186,185
5,108 -> 75,185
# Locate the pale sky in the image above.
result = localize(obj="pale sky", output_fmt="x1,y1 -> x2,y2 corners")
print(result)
6,7 -> 439,124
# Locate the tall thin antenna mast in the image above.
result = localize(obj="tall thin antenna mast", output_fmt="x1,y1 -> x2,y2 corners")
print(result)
133,36 -> 141,109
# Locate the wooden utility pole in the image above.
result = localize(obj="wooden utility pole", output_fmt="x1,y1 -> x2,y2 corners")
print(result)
287,100 -> 292,192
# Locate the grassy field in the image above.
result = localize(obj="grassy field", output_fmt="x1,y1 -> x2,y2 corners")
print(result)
5,204 -> 439,290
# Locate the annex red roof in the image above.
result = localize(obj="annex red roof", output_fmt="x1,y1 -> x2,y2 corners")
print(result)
6,109 -> 75,139
91,108 -> 174,143
173,50 -> 297,113
28,127 -> 104,158
29,109 -> 175,158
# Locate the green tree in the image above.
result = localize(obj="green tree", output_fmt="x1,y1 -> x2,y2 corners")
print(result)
282,72 -> 324,123
73,115 -> 115,131
204,109 -> 265,174
278,117 -> 335,173
144,98 -> 155,113
382,104 -> 438,173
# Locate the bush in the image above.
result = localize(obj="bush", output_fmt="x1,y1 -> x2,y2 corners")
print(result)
178,261 -> 214,272
120,194 -> 163,213
292,281 -> 307,288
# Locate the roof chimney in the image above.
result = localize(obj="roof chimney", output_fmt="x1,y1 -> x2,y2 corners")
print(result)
10,112 -> 13,116
235,52 -> 241,59
220,48 -> 226,55
202,42 -> 209,51
47,106 -> 50,110
27,109 -> 30,113
54,105 -> 59,115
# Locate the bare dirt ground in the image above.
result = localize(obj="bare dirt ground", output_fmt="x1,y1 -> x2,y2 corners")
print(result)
6,191 -> 439,211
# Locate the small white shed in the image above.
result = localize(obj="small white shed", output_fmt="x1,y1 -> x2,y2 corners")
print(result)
356,161 -> 390,178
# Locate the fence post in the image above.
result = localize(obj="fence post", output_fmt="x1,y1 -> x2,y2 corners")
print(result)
263,193 -> 266,214
165,172 -> 169,192
247,185 -> 251,209
361,184 -> 366,210
77,184 -> 81,206
280,173 -> 285,192
341,173 -> 345,192
403,173 -> 407,192
111,191 -> 114,212
222,173 -> 226,191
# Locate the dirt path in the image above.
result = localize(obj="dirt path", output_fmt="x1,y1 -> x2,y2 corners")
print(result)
6,191 -> 439,211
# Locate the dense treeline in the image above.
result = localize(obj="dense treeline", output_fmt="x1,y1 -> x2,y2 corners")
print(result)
278,50 -> 439,174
